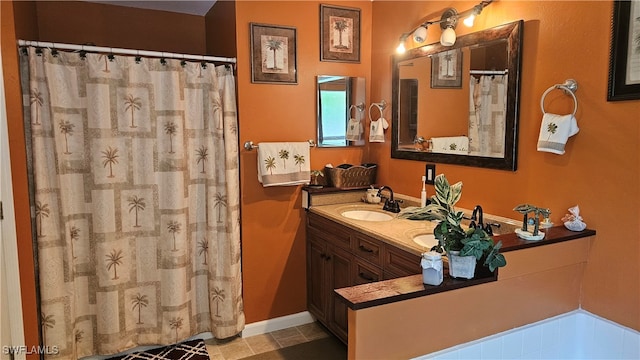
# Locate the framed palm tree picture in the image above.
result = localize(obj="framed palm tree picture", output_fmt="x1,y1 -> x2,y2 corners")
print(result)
320,4 -> 361,63
250,23 -> 297,84
607,0 -> 640,101
430,49 -> 463,88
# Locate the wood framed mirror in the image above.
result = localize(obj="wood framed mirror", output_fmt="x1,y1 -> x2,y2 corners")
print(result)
391,20 -> 523,171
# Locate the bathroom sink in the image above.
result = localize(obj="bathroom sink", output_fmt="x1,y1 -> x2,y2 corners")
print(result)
340,210 -> 394,222
413,233 -> 438,249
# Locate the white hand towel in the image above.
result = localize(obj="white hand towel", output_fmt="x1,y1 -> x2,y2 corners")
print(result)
430,136 -> 469,155
537,113 -> 579,155
257,142 -> 310,187
369,117 -> 389,143
346,118 -> 363,141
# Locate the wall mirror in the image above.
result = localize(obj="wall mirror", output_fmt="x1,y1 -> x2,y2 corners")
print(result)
391,20 -> 523,170
317,75 -> 366,147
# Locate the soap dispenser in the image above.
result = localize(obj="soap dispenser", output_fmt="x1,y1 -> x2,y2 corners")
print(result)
420,176 -> 427,207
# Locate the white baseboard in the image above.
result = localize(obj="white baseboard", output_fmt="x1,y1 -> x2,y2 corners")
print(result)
241,311 -> 316,338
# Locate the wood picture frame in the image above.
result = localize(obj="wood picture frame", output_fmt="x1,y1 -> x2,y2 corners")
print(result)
250,23 -> 297,84
608,0 -> 640,101
430,49 -> 463,88
320,4 -> 361,63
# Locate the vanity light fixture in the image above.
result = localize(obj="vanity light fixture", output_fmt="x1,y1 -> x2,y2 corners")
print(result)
396,34 -> 408,54
413,25 -> 428,43
463,3 -> 485,27
395,0 -> 493,53
439,8 -> 458,46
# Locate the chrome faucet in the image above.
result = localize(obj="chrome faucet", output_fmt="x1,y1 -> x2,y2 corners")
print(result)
377,186 -> 402,213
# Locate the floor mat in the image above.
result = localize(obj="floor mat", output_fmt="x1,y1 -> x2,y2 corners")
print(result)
107,339 -> 210,360
241,336 -> 347,360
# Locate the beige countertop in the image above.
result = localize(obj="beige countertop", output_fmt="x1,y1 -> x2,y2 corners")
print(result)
307,192 -> 525,256
308,202 -> 437,255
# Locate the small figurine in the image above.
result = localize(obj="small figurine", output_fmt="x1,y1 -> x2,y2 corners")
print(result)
562,205 -> 586,231
513,204 -> 551,241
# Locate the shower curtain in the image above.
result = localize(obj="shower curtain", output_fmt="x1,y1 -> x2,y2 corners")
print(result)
468,74 -> 507,157
19,47 -> 244,359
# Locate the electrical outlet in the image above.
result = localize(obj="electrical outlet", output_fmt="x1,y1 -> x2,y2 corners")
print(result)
425,164 -> 436,184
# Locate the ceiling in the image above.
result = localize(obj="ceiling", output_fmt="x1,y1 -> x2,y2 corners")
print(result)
86,1 -> 217,16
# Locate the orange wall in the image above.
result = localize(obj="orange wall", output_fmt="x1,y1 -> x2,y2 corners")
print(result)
205,0 -> 237,58
234,1 -> 372,323
1,2 -> 39,355
34,1 -> 207,54
3,1 -> 638,349
370,1 -> 639,331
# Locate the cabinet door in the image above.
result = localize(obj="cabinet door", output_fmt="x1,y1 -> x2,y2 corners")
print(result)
328,246 -> 352,343
307,235 -> 328,322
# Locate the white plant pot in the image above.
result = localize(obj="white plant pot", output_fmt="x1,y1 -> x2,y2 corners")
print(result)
447,250 -> 477,279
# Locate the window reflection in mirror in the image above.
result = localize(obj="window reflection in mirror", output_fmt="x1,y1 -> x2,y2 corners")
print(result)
317,75 -> 366,147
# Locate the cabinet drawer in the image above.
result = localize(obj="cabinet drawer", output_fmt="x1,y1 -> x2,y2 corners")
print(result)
307,213 -> 352,250
383,246 -> 421,277
353,258 -> 383,285
353,234 -> 383,266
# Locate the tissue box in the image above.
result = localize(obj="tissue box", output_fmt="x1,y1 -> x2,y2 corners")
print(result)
324,164 -> 377,189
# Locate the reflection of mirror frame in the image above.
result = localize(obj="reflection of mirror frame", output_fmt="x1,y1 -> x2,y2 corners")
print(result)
391,20 -> 523,171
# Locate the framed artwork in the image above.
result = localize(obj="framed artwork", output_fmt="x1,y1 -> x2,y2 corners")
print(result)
607,0 -> 640,101
431,49 -> 463,88
250,23 -> 297,84
320,4 -> 361,63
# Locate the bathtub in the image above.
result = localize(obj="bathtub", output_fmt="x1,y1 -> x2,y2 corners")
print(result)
413,310 -> 640,359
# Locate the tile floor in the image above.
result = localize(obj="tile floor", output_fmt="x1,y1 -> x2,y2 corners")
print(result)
204,322 -> 332,360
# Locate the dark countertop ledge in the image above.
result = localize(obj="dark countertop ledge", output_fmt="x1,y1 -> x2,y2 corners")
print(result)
335,226 -> 596,310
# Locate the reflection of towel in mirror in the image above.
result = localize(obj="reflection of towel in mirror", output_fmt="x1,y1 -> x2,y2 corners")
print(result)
430,136 -> 469,155
346,118 -> 363,141
537,113 -> 579,155
369,117 -> 388,142
257,142 -> 310,187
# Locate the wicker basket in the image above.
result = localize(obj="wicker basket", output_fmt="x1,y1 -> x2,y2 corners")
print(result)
324,164 -> 377,189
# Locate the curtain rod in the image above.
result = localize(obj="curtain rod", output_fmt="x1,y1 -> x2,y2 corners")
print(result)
18,40 -> 237,64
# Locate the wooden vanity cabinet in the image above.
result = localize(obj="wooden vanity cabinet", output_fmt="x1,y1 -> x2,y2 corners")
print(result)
306,212 -> 421,343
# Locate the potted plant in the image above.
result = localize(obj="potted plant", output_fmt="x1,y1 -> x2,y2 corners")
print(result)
398,174 -> 506,278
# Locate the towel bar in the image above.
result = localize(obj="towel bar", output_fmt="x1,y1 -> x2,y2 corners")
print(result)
541,79 -> 578,115
244,139 -> 316,151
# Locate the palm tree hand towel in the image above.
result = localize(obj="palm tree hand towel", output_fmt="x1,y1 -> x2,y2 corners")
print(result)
537,113 -> 579,155
257,142 -> 311,186
430,136 -> 469,155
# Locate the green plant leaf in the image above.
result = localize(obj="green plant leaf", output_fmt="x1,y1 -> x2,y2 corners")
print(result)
397,204 -> 445,221
484,240 -> 506,271
486,253 -> 507,272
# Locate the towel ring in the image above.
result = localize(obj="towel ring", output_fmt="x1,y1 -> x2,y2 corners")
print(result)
540,79 -> 578,116
349,105 -> 357,119
368,103 -> 384,122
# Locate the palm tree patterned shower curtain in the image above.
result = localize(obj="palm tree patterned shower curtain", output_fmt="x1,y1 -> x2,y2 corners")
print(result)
19,47 -> 244,359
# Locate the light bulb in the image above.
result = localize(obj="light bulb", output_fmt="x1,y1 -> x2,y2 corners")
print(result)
413,26 -> 427,43
463,14 -> 475,27
440,26 -> 456,46
396,42 -> 406,54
